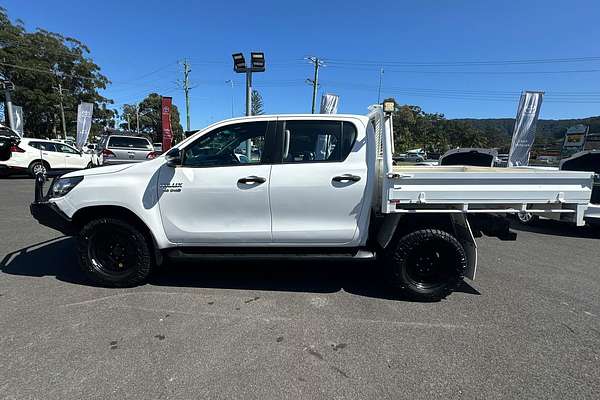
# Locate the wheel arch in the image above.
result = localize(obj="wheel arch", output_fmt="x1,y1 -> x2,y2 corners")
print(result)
71,205 -> 163,265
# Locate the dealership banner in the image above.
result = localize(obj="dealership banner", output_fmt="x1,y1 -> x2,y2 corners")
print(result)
12,105 -> 24,137
161,97 -> 173,151
508,91 -> 544,167
76,102 -> 94,149
320,93 -> 339,114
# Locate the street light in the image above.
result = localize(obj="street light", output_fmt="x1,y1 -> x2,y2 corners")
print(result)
231,52 -> 266,116
0,79 -> 15,131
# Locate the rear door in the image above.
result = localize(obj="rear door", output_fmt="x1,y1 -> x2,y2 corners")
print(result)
269,118 -> 368,245
108,136 -> 152,162
29,141 -> 65,169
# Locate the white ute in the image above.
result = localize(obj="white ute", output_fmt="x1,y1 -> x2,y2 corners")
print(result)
30,103 -> 595,300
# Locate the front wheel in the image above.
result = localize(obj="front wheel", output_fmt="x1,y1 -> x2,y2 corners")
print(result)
385,229 -> 467,301
516,211 -> 538,225
77,217 -> 154,287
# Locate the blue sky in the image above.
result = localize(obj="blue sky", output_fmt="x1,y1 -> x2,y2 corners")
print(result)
5,0 -> 600,128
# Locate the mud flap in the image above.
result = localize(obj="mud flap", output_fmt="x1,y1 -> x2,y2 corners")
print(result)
450,214 -> 477,280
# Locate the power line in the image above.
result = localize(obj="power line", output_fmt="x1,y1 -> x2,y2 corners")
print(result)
324,55 -> 600,67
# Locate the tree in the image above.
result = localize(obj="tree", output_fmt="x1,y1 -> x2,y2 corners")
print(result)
0,7 -> 115,139
120,93 -> 184,144
251,90 -> 264,116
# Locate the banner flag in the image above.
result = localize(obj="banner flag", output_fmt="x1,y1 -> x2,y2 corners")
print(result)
508,91 -> 544,167
76,102 -> 94,148
12,105 -> 24,137
320,93 -> 339,114
161,97 -> 173,152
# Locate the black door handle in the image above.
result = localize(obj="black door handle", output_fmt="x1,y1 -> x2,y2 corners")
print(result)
238,176 -> 266,184
332,174 -> 361,182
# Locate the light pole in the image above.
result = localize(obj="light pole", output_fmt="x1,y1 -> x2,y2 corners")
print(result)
232,52 -> 265,161
225,79 -> 235,118
1,79 -> 15,130
232,52 -> 265,117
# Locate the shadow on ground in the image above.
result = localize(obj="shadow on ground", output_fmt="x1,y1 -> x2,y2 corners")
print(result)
0,236 -> 480,301
510,218 -> 600,239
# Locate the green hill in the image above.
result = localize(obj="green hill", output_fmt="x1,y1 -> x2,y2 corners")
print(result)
454,116 -> 600,140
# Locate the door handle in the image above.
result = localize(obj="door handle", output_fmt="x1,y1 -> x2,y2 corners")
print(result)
238,176 -> 266,184
332,174 -> 361,182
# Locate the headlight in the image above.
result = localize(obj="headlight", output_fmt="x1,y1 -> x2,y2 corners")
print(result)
50,176 -> 84,198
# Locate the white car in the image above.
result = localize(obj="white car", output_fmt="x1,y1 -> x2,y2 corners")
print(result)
30,107 -> 593,300
1,138 -> 93,176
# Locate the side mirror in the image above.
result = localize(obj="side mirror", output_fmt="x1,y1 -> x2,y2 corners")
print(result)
165,147 -> 182,167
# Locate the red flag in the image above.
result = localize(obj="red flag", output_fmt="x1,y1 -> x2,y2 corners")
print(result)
161,97 -> 173,152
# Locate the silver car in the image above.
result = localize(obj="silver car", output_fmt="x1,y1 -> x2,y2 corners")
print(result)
99,135 -> 158,165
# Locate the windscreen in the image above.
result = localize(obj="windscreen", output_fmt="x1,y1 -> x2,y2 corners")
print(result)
108,136 -> 152,149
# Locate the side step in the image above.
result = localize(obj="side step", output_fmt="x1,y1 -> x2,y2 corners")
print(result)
165,247 -> 376,261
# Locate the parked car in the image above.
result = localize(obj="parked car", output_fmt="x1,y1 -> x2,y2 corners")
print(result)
439,148 -> 497,167
516,150 -> 600,228
0,138 -> 93,176
0,124 -> 20,165
97,135 -> 158,166
30,106 -> 593,300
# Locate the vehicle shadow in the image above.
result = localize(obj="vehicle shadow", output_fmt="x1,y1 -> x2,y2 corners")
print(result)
509,218 -> 600,239
0,237 -> 480,302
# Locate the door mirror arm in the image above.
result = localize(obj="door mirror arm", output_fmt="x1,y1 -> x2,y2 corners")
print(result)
165,148 -> 183,167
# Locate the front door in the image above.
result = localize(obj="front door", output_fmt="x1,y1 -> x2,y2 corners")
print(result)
56,143 -> 86,169
269,119 -> 368,245
157,120 -> 275,244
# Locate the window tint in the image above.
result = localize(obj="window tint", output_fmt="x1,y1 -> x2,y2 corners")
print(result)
283,121 -> 356,163
108,136 -> 152,149
57,144 -> 79,154
29,141 -> 57,152
183,122 -> 268,167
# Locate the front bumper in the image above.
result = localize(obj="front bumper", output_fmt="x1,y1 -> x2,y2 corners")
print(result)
30,171 -> 75,235
30,202 -> 75,235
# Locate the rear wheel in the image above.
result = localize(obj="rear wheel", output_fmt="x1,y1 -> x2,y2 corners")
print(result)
386,229 -> 467,301
77,217 -> 154,287
28,160 -> 48,177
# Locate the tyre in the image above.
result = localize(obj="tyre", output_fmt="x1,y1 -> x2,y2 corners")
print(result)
386,229 -> 467,301
86,162 -> 93,169
516,211 -> 538,225
77,217 -> 154,287
28,160 -> 48,177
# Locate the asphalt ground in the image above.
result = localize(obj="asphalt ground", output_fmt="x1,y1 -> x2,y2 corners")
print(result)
1,176 -> 599,399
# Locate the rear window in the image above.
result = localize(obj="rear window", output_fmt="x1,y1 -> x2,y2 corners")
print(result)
108,137 -> 152,149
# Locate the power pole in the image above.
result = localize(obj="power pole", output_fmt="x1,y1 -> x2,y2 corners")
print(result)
307,57 -> 324,114
181,59 -> 191,131
136,103 -> 140,134
377,68 -> 384,104
225,79 -> 235,117
56,82 -> 67,140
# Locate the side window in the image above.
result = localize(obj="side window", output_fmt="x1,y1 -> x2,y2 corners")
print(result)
283,121 -> 356,163
57,144 -> 79,154
30,142 -> 57,152
183,121 -> 268,167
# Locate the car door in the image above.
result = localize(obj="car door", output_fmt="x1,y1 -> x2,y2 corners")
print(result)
269,118 -> 368,245
30,141 -> 65,169
57,143 -> 87,169
157,120 -> 275,244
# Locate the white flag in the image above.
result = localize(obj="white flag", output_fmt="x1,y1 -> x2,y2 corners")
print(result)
76,102 -> 94,149
508,91 -> 544,167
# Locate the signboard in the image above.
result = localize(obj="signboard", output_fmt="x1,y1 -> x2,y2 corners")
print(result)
76,102 -> 94,149
508,91 -> 544,167
161,97 -> 173,152
12,105 -> 23,137
320,93 -> 339,114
